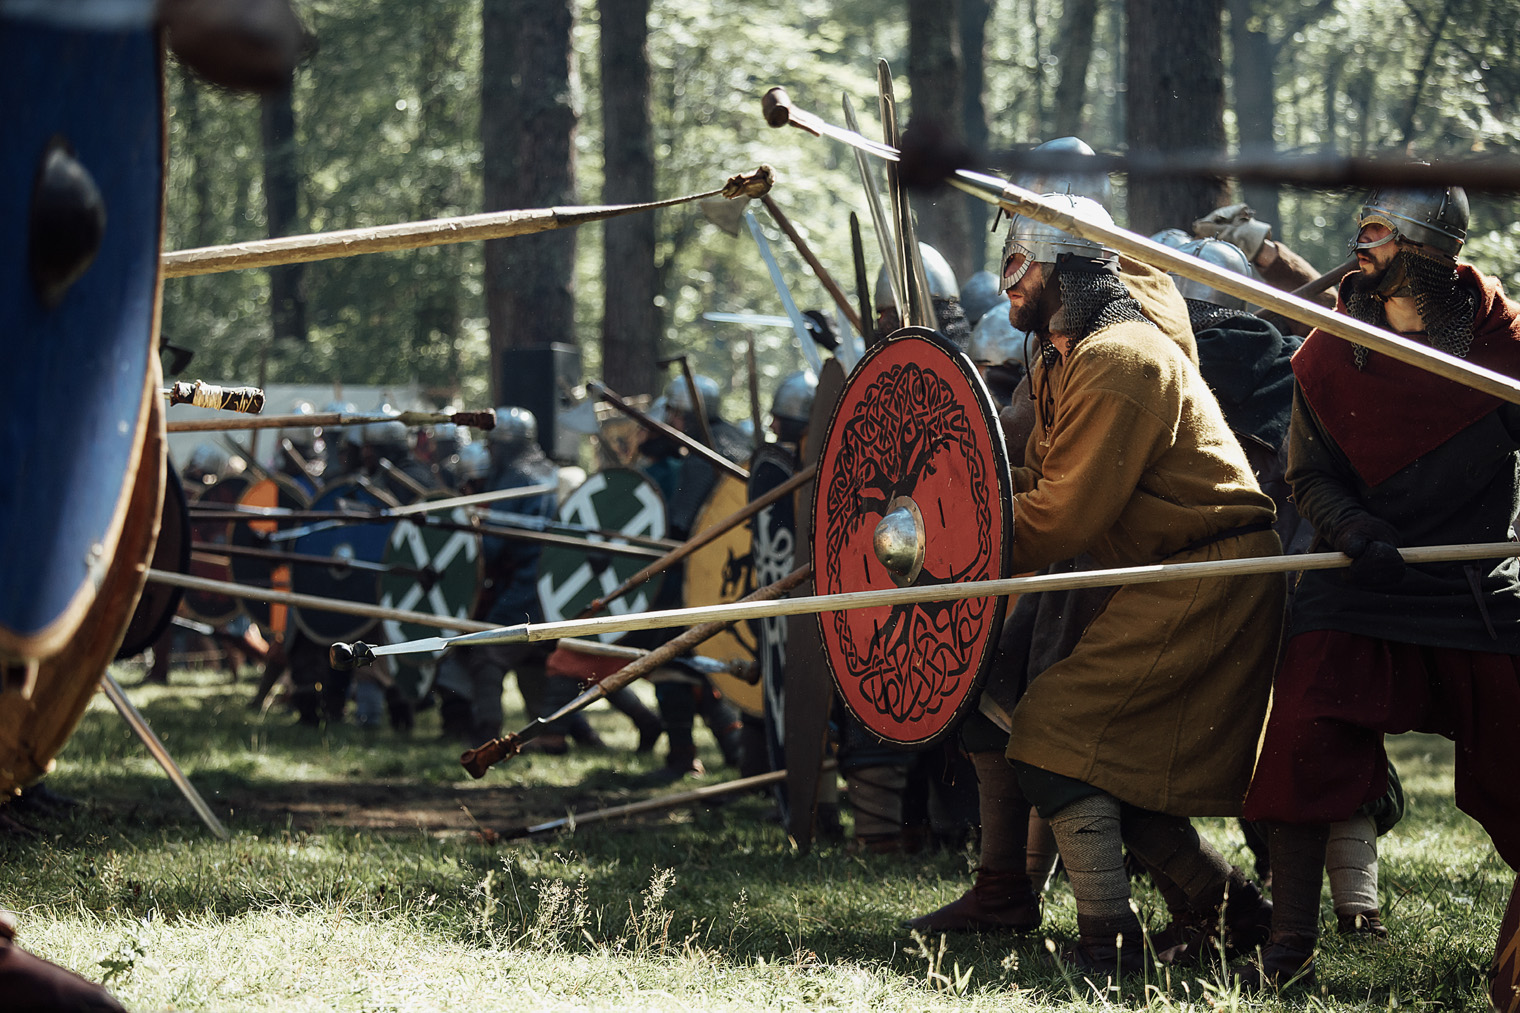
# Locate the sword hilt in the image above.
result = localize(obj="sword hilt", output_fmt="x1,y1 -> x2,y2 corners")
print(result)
763,87 -> 804,131
329,641 -> 375,670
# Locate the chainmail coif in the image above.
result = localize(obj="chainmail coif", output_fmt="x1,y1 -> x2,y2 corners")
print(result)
1185,298 -> 1245,336
1054,267 -> 1153,343
1345,249 -> 1476,369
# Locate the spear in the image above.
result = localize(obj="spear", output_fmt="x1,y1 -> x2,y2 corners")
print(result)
167,408 -> 496,433
762,87 -> 1520,407
331,542 -> 1520,672
162,167 -> 777,277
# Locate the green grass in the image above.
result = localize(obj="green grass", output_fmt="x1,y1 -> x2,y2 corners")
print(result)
0,665 -> 1508,1011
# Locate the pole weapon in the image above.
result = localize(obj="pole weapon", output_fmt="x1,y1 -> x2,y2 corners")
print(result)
586,381 -> 750,482
759,194 -> 867,338
877,60 -> 935,332
162,166 -> 777,277
660,353 -> 720,452
333,542 -> 1520,672
763,87 -> 1520,407
163,381 -> 265,414
497,761 -> 837,840
929,143 -> 1520,195
741,208 -> 827,376
842,93 -> 903,325
167,407 -> 496,434
576,463 -> 816,619
101,674 -> 230,841
458,565 -> 812,777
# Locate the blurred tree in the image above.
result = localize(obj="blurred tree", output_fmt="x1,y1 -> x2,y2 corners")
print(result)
261,80 -> 307,344
482,0 -> 579,403
600,0 -> 661,396
908,0 -> 973,278
1125,0 -> 1229,234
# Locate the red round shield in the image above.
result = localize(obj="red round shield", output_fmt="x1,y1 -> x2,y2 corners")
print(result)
811,328 -> 1012,747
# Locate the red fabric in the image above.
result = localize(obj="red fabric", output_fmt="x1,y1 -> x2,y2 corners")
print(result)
545,644 -> 627,683
1243,628 -> 1520,869
1292,265 -> 1520,487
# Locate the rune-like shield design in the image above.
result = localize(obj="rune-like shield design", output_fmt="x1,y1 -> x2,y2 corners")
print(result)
812,328 -> 1012,746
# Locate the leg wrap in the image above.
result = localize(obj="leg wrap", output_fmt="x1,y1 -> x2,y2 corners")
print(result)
969,750 -> 1030,873
1266,821 -> 1330,943
1047,793 -> 1141,942
1121,808 -> 1231,907
1326,814 -> 1379,917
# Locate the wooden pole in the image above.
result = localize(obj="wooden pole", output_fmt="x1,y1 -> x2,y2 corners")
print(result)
161,167 -> 776,278
761,89 -> 1520,406
579,463 -> 816,617
347,542 -> 1520,665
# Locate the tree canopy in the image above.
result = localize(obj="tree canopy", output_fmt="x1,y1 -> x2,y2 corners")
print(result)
162,0 -> 1520,415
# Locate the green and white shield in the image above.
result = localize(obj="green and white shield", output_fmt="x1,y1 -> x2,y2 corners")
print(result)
536,468 -> 667,642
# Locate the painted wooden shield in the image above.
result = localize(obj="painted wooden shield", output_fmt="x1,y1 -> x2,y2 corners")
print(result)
1,370 -> 164,794
684,469 -> 762,717
183,474 -> 250,627
0,10 -> 162,664
536,468 -> 667,640
747,445 -> 799,789
290,479 -> 394,643
379,505 -> 482,658
230,472 -> 311,633
116,464 -> 190,660
811,328 -> 1012,747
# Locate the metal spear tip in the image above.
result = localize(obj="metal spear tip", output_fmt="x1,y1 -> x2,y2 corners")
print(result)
897,121 -> 976,190
328,641 -> 375,670
761,87 -> 793,128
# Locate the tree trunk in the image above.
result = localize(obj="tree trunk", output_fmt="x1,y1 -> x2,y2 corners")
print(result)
1227,0 -> 1279,227
1124,0 -> 1229,235
907,0 -> 972,280
260,80 -> 306,343
959,0 -> 993,274
415,8 -> 464,393
1052,0 -> 1098,137
481,0 -> 578,404
600,0 -> 660,397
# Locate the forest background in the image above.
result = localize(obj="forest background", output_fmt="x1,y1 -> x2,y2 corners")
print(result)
162,0 -> 1520,421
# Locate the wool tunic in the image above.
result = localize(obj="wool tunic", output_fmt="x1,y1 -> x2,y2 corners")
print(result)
1004,306 -> 1285,816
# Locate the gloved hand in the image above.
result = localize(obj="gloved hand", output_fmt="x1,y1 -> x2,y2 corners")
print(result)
1193,203 -> 1273,262
1333,515 -> 1405,588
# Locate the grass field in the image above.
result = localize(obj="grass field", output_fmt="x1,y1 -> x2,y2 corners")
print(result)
0,664 -> 1509,1012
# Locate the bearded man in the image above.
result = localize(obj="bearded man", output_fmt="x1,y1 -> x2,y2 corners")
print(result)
992,195 -> 1285,976
1240,186 -> 1520,1004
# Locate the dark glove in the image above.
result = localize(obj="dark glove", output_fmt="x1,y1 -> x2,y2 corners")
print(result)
1334,516 -> 1405,588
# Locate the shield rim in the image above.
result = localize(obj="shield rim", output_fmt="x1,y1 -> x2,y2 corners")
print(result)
289,477 -> 392,644
230,471 -> 312,629
378,497 -> 483,657
115,463 -> 190,660
809,326 -> 1013,748
682,465 -> 762,717
535,466 -> 668,636
181,473 -> 251,627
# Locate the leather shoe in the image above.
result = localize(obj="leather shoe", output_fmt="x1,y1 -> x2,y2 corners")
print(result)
1233,935 -> 1316,990
904,869 -> 1041,934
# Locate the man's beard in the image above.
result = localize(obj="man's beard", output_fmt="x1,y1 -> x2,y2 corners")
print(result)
1009,291 -> 1043,334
